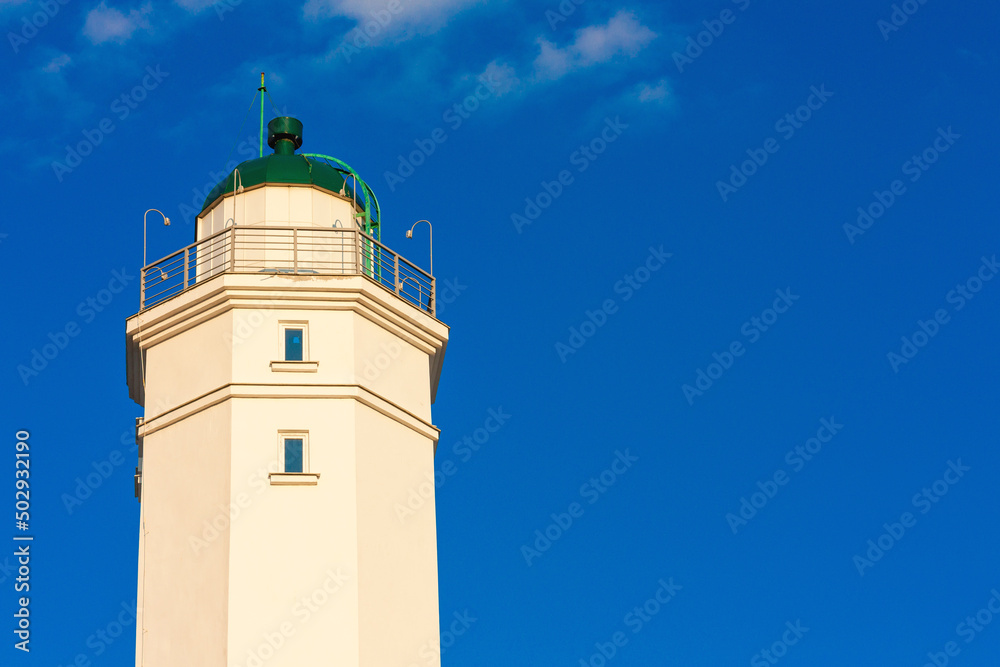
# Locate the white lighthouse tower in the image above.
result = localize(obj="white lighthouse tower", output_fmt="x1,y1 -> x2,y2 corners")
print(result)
125,115 -> 448,666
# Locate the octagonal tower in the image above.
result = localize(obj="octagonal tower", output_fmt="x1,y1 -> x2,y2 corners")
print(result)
125,116 -> 448,667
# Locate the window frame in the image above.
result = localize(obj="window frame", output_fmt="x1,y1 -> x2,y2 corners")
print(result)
279,321 -> 308,362
271,321 -> 318,372
278,430 -> 309,474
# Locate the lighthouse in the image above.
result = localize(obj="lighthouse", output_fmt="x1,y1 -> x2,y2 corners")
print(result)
125,115 -> 448,666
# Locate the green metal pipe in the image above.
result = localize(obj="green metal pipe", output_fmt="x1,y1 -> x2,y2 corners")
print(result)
299,153 -> 384,282
300,153 -> 380,238
258,73 -> 265,158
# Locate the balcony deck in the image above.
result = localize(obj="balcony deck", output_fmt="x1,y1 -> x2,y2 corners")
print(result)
140,225 -> 435,316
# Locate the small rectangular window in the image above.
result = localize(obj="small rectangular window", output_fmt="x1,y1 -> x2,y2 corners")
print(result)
285,328 -> 304,361
278,431 -> 309,473
284,438 -> 304,473
271,322 -> 318,373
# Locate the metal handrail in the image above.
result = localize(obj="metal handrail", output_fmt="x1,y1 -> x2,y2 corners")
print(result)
139,225 -> 434,316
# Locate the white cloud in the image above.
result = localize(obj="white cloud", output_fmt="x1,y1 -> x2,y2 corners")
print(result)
535,39 -> 573,80
534,10 -> 656,80
82,2 -> 152,45
304,0 -> 479,30
479,59 -> 519,97
42,53 -> 72,73
637,78 -> 670,103
172,0 -> 217,10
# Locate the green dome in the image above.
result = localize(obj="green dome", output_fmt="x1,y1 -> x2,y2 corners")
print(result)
200,117 -> 362,214
200,153 -> 360,213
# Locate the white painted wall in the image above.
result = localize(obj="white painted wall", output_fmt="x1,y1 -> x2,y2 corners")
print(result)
226,396 -> 362,667
198,185 -> 361,239
136,403 -> 233,666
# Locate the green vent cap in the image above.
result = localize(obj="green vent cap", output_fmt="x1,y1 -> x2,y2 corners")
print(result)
268,117 -> 303,155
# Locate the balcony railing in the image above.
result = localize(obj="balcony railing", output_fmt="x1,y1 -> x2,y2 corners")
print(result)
140,225 -> 435,315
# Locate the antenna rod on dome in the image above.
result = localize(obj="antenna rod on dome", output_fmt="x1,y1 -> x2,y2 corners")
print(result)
258,72 -> 266,158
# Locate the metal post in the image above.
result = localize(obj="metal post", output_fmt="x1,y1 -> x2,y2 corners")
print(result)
293,228 -> 298,273
140,268 -> 146,310
229,225 -> 237,272
394,254 -> 400,295
183,247 -> 190,289
355,228 -> 363,276
143,208 -> 170,309
430,276 -> 436,316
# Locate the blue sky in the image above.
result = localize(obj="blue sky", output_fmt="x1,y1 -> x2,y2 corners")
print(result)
2,0 -> 1000,665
